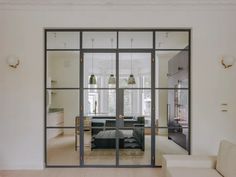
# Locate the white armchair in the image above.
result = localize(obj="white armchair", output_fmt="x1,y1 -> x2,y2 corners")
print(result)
162,140 -> 236,177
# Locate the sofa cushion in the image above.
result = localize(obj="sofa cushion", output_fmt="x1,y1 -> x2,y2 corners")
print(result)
166,167 -> 222,177
216,140 -> 236,177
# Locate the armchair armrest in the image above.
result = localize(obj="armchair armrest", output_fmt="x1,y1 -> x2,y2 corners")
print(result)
162,155 -> 217,169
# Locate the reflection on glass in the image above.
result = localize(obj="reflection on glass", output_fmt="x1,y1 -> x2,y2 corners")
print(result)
83,32 -> 117,48
119,32 -> 153,48
119,127 -> 151,165
47,129 -> 79,165
84,126 -> 116,165
47,32 -> 80,49
155,128 -> 188,166
156,31 -> 189,49
47,90 -> 79,127
119,53 -> 151,88
155,51 -> 189,88
155,90 -> 189,128
83,92 -> 117,166
155,89 -> 189,165
119,89 -> 151,165
123,90 -> 151,126
84,90 -> 116,117
47,51 -> 80,88
84,53 -> 116,88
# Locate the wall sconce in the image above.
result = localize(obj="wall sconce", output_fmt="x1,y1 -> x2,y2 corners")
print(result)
7,56 -> 20,68
221,56 -> 235,69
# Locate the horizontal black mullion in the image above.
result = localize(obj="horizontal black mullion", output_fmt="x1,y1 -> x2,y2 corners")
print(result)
83,88 -> 116,90
156,126 -> 189,129
82,49 -> 117,53
46,48 -> 189,52
83,88 -> 152,90
46,126 -> 76,129
118,49 -> 153,52
46,49 -> 80,51
155,88 -> 189,90
150,28 -> 190,32
45,28 -> 190,32
155,49 -> 189,51
82,165 -> 117,168
82,49 -> 153,52
46,165 -> 80,168
118,87 -> 152,90
46,88 -> 80,90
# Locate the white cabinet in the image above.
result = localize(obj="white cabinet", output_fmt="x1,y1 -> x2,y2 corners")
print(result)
47,111 -> 64,140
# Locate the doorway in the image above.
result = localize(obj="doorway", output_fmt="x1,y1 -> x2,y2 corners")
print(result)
45,29 -> 191,167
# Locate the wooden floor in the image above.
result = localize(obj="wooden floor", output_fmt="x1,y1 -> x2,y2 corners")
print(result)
47,133 -> 187,166
0,168 -> 163,177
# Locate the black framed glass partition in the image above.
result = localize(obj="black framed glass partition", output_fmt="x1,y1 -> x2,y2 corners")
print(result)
45,29 -> 191,167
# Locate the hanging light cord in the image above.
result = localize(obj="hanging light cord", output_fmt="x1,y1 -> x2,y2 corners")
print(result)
131,38 -> 133,74
111,38 -> 114,74
91,38 -> 94,74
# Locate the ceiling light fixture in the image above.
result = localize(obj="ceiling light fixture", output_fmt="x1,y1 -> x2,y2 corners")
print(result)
128,38 -> 136,85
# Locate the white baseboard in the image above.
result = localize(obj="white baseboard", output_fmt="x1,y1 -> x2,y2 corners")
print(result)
0,162 -> 44,170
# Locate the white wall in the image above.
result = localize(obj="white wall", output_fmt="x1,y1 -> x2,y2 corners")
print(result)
0,5 -> 236,169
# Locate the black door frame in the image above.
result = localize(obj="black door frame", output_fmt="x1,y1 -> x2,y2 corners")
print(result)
44,28 -> 191,168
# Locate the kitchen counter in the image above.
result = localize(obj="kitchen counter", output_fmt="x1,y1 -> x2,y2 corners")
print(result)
48,108 -> 64,113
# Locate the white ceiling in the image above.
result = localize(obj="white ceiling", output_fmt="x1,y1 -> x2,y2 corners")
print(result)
1,0 -> 236,6
1,0 -> 236,7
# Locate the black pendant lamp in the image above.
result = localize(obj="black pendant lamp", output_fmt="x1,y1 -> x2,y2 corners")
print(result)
108,38 -> 116,85
89,38 -> 97,85
128,38 -> 136,85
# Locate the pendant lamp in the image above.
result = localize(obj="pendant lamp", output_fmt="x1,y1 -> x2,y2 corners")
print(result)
108,38 -> 116,85
89,38 -> 97,85
128,38 -> 136,85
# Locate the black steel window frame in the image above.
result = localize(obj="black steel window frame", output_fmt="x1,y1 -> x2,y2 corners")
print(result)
44,28 -> 191,168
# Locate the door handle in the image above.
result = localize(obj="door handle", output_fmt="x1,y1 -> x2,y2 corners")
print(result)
118,115 -> 125,119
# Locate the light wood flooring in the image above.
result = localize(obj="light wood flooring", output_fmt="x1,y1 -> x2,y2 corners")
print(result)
47,132 -> 187,166
0,168 -> 163,177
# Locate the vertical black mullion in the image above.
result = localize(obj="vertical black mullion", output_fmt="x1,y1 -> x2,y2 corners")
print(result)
44,30 -> 47,167
151,31 -> 156,166
188,30 -> 191,155
116,31 -> 119,167
79,31 -> 84,166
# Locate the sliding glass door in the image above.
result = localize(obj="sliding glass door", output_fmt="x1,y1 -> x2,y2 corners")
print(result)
45,29 -> 191,167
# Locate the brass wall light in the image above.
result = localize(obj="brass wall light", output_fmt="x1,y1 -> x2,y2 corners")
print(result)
7,55 -> 20,68
221,56 -> 235,69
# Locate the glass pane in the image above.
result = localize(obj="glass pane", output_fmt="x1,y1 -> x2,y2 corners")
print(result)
47,32 -> 80,49
84,53 -> 116,88
155,89 -> 189,128
47,128 -> 79,165
155,51 -> 189,88
47,90 -> 79,127
119,89 -> 151,165
83,32 -> 117,48
156,31 -> 189,49
47,51 -> 80,88
155,128 -> 189,166
83,88 -> 116,165
83,89 -> 116,117
119,32 -> 153,48
119,53 -> 151,88
84,125 -> 116,165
